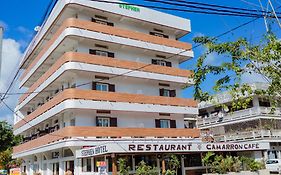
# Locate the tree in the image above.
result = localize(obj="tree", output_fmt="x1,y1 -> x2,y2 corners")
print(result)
165,155 -> 180,175
118,158 -> 130,175
193,33 -> 281,110
0,121 -> 21,152
0,121 -> 22,171
202,152 -> 215,173
0,148 -> 22,171
135,161 -> 158,175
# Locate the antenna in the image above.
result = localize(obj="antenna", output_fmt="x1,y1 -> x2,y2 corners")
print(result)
0,27 -> 3,79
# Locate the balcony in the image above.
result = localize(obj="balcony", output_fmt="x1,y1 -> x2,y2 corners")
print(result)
18,52 -> 193,105
213,129 -> 281,142
14,126 -> 200,154
21,18 -> 192,82
14,89 -> 197,130
197,107 -> 281,128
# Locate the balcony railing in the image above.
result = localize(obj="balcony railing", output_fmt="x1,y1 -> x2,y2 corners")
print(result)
14,126 -> 200,154
21,18 -> 192,82
14,89 -> 197,130
18,52 -> 193,104
197,107 -> 281,128
213,129 -> 281,142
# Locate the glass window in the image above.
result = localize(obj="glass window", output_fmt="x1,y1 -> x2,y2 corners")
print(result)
97,117 -> 110,127
82,158 -> 92,172
95,50 -> 108,57
184,154 -> 202,167
160,119 -> 170,128
156,60 -> 166,66
163,89 -> 170,97
70,119 -> 75,126
96,83 -> 109,91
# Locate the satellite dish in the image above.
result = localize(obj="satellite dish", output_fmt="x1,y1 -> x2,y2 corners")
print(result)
34,26 -> 41,32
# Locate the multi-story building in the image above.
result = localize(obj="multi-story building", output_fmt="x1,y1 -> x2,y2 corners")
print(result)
12,0 -> 203,174
197,83 -> 281,160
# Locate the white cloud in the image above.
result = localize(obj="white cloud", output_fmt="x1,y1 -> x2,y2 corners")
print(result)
0,39 -> 23,124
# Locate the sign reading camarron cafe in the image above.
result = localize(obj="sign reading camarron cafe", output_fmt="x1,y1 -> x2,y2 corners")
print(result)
76,142 -> 269,158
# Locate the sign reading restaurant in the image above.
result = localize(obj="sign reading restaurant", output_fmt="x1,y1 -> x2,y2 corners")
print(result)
76,142 -> 270,158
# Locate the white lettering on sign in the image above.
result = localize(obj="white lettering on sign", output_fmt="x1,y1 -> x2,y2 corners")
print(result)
206,143 -> 260,151
81,146 -> 108,157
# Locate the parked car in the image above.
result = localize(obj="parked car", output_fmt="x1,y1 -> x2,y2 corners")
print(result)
266,159 -> 281,174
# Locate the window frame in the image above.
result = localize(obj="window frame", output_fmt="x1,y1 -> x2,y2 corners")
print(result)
96,83 -> 109,92
160,119 -> 170,128
96,117 -> 110,127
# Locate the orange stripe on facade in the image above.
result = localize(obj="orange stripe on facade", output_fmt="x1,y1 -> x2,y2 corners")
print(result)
21,18 -> 192,81
18,52 -> 193,104
14,89 -> 197,130
13,126 -> 200,154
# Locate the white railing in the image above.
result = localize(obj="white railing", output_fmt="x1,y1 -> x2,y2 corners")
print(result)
213,129 -> 281,142
197,107 -> 281,127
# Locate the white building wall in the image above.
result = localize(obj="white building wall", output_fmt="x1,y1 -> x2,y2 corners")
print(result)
74,74 -> 183,97
77,42 -> 180,68
73,110 -> 185,128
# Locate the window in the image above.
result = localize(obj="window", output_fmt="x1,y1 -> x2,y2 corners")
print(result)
70,119 -> 75,126
149,31 -> 169,38
96,50 -> 108,57
152,59 -> 172,67
97,117 -> 110,127
160,119 -> 170,128
96,83 -> 109,91
82,158 -> 92,172
159,89 -> 176,97
92,16 -> 114,26
163,89 -> 170,97
89,49 -> 115,58
93,82 -> 115,92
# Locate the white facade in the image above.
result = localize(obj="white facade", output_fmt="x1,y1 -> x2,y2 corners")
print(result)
197,83 -> 281,161
13,1 -> 202,175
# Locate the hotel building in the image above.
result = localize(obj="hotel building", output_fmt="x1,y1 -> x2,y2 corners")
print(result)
12,0 -> 203,174
197,83 -> 281,161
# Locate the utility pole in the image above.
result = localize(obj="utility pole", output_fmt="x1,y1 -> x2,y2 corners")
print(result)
0,27 -> 3,79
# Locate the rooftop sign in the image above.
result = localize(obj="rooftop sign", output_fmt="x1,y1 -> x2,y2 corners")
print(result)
119,4 -> 140,12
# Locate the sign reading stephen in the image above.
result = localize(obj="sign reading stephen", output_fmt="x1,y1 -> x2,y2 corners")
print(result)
81,145 -> 108,157
119,4 -> 140,12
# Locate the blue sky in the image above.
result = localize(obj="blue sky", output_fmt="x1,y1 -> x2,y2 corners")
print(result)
0,0 -> 280,123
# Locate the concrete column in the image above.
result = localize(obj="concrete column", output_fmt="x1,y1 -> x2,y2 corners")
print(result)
278,151 -> 281,159
132,155 -> 136,172
156,158 -> 161,175
37,154 -> 43,174
264,150 -> 269,160
74,158 -> 81,175
181,156 -> 185,175
253,96 -> 260,107
59,160 -> 64,175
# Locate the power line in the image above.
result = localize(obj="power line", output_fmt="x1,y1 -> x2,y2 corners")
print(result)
0,0 -> 58,106
0,17 -> 268,99
3,0 -> 279,150
162,0 -> 281,15
89,0 -> 277,18
145,0 -> 281,18
2,2 -> 279,123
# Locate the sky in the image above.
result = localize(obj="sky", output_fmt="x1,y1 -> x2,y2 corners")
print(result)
0,0 -> 280,123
